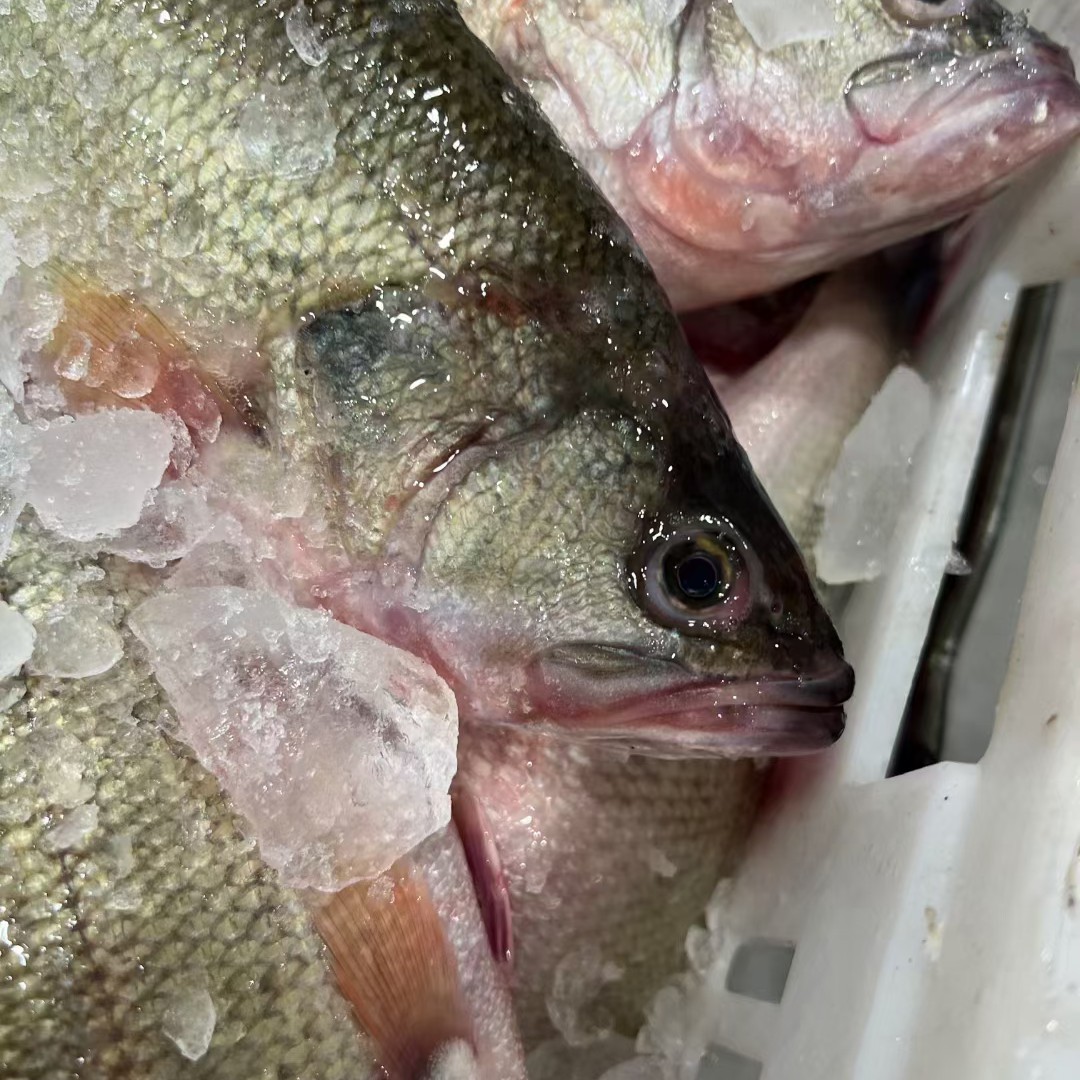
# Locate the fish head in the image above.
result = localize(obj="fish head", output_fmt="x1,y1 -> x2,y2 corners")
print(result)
636,0 -> 1080,306
293,277 -> 851,759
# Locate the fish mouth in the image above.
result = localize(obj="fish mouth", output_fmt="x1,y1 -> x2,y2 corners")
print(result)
525,644 -> 854,759
845,39 -> 1080,174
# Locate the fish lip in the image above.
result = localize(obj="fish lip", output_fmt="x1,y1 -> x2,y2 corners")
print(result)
567,704 -> 847,759
526,644 -> 853,758
846,40 -> 1080,147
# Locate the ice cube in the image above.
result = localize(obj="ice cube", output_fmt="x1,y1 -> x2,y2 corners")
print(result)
815,366 -> 933,585
732,0 -> 838,51
128,586 -> 459,890
547,944 -> 625,1047
30,597 -> 124,679
41,802 -> 99,853
0,600 -> 34,678
286,1 -> 329,67
25,409 -> 173,541
161,985 -> 216,1062
232,78 -> 337,179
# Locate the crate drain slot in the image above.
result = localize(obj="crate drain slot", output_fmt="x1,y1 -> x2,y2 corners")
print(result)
696,1043 -> 763,1080
724,939 -> 795,1004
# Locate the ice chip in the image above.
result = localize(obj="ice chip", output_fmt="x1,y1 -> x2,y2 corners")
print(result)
41,802 -> 99,853
34,727 -> 97,808
0,600 -> 34,678
0,220 -> 17,292
0,724 -> 97,823
547,945 -> 625,1047
815,365 -> 933,585
0,276 -> 64,403
161,985 -> 216,1061
30,598 -> 124,679
733,0 -> 838,52
128,586 -> 459,890
20,0 -> 46,23
645,845 -> 677,878
233,79 -> 337,179
25,409 -> 173,541
0,394 -> 31,559
286,1 -> 329,67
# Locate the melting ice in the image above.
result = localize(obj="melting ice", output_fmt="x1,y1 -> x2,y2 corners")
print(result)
815,365 -> 933,585
129,585 -> 459,890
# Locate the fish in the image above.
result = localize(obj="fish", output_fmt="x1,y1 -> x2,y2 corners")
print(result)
453,263 -> 898,1057
0,0 -> 853,1075
458,0 -> 1080,310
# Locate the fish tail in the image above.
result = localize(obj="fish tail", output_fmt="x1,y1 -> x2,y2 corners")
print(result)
311,862 -> 481,1080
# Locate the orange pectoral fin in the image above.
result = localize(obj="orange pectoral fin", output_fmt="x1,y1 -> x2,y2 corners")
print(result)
42,266 -> 263,458
311,860 -> 479,1080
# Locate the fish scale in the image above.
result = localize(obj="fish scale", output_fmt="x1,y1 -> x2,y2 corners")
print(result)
458,728 -> 763,1048
0,2 -> 854,1075
0,530 -> 373,1079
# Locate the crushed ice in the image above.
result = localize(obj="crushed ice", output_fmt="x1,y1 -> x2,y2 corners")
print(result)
547,944 -> 625,1047
0,600 -> 34,678
24,409 -> 174,541
129,585 -> 459,890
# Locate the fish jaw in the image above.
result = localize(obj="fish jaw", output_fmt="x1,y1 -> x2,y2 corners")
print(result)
844,40 -> 1080,221
621,35 -> 1080,309
523,642 -> 853,757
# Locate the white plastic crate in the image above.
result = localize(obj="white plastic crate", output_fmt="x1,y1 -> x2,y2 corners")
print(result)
669,147 -> 1080,1080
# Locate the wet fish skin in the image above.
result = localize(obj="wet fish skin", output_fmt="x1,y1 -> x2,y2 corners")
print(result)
0,1 -> 853,1074
1,0 -> 851,759
0,530 -> 377,1079
457,726 -> 762,1050
460,0 -> 1080,310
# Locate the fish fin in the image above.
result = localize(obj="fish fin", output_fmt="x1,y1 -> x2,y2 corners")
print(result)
451,780 -> 513,969
311,861 -> 477,1080
42,265 -> 261,449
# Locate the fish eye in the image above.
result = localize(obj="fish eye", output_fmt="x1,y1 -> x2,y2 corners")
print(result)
635,525 -> 751,632
663,538 -> 731,608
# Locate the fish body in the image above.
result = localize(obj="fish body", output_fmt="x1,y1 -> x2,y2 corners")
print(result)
0,1 -> 853,1075
457,727 -> 762,1051
459,0 -> 1080,309
0,532 -> 380,1079
1,0 -> 851,756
